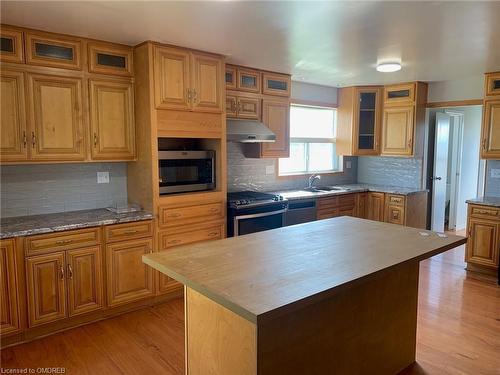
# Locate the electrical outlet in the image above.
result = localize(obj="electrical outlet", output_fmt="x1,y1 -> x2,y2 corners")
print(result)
97,171 -> 110,184
491,169 -> 500,178
265,165 -> 275,175
345,161 -> 352,169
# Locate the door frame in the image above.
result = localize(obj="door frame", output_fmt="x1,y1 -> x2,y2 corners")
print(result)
445,110 -> 464,231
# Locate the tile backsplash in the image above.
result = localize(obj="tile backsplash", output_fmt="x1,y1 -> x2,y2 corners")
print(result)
0,163 -> 127,218
485,160 -> 500,197
357,156 -> 423,189
227,142 -> 357,192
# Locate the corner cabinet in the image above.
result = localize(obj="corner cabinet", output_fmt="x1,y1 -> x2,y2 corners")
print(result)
480,72 -> 500,159
0,239 -> 21,336
260,100 -> 290,158
154,45 -> 223,113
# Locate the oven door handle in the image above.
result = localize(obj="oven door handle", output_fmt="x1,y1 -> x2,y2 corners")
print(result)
234,208 -> 288,236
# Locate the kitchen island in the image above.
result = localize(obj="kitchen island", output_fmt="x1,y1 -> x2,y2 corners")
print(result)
143,217 -> 466,375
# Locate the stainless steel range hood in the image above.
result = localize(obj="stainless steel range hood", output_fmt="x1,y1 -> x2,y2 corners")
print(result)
227,119 -> 276,143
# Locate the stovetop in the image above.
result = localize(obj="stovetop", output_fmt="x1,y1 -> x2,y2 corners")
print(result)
228,191 -> 286,208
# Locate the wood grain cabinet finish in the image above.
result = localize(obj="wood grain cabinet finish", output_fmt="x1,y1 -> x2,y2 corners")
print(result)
106,238 -> 154,307
27,73 -> 86,161
25,32 -> 82,70
484,71 -> 500,97
226,94 -> 261,120
480,99 -> 500,159
89,79 -> 135,160
191,52 -> 223,113
367,192 -> 385,222
317,195 -> 356,220
88,42 -> 133,77
26,252 -> 66,327
225,65 -> 237,90
355,193 -> 367,218
237,67 -> 261,93
0,239 -> 21,336
383,83 -> 415,105
1,70 -> 28,161
466,218 -> 499,269
262,72 -> 291,97
159,201 -> 224,228
260,100 -> 290,158
381,105 -> 414,156
104,221 -> 154,243
25,228 -> 101,256
0,27 -> 24,63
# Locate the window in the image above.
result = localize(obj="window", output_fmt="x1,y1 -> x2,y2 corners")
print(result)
279,104 -> 341,175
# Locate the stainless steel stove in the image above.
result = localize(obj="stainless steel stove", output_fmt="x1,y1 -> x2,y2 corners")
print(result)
227,191 -> 288,237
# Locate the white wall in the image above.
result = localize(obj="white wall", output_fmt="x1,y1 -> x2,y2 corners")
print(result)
291,81 -> 338,104
427,75 -> 484,102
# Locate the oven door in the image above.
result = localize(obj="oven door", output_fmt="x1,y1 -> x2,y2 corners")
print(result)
233,208 -> 287,236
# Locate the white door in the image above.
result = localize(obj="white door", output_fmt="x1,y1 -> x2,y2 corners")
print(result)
431,113 -> 451,232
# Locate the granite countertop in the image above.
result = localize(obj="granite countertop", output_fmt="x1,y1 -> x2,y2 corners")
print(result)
274,184 -> 428,201
0,208 -> 154,239
466,196 -> 500,208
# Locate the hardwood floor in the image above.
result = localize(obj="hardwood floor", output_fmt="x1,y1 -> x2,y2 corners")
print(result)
2,242 -> 499,374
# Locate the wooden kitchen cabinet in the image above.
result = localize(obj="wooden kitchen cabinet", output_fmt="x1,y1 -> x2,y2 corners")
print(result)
480,99 -> 500,159
25,31 -> 82,70
153,45 -> 223,113
337,86 -> 382,156
381,105 -> 414,156
484,71 -> 500,97
0,26 -> 24,63
89,78 -> 135,160
260,99 -> 290,158
237,67 -> 261,93
226,93 -> 261,120
88,42 -> 133,77
466,204 -> 500,271
225,65 -> 237,90
0,239 -> 21,336
106,238 -> 155,307
355,193 -> 367,218
367,192 -> 385,222
1,70 -> 28,162
27,73 -> 86,161
26,252 -> 67,327
383,83 -> 415,105
262,72 -> 291,97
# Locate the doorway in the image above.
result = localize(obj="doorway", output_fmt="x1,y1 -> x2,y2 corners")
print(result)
425,106 -> 484,232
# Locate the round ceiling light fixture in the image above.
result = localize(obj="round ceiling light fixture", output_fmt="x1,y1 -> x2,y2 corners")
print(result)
376,62 -> 402,73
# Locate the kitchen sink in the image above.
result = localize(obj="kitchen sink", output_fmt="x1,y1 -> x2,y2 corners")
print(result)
304,186 -> 350,192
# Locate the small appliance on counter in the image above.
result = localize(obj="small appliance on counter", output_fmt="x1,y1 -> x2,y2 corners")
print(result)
227,191 -> 288,237
158,150 -> 215,195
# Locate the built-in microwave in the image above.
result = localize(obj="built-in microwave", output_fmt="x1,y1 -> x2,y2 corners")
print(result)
158,150 -> 215,195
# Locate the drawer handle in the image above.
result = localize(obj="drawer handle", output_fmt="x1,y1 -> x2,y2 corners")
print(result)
167,239 -> 181,245
123,230 -> 138,234
167,213 -> 181,218
475,209 -> 496,215
208,231 -> 219,237
67,264 -> 73,279
55,239 -> 73,245
59,265 -> 65,280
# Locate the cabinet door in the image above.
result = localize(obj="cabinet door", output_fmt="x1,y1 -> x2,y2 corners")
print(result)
26,32 -> 82,70
384,83 -> 415,105
89,79 -> 135,160
480,99 -> 500,159
355,193 -> 367,219
66,246 -> 103,317
354,88 -> 381,155
262,72 -> 291,97
466,218 -> 499,268
26,252 -> 66,327
485,72 -> 500,97
381,105 -> 414,156
154,46 -> 191,110
367,192 -> 385,222
88,42 -> 133,77
261,100 -> 290,158
226,94 -> 237,117
238,97 -> 261,120
1,70 -> 28,161
0,27 -> 24,63
27,73 -> 85,161
106,238 -> 154,307
385,205 -> 405,225
0,239 -> 21,336
192,53 -> 223,113
237,68 -> 261,93
225,65 -> 237,90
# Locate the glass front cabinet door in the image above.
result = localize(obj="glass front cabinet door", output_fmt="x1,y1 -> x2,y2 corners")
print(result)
354,87 -> 382,155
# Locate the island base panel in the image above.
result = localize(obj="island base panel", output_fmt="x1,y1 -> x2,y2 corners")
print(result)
184,262 -> 419,375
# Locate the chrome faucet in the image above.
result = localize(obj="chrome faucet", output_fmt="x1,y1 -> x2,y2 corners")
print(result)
308,174 -> 321,189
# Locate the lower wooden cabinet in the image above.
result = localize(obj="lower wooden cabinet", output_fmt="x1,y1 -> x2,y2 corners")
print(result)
355,193 -> 367,218
106,238 -> 154,306
466,204 -> 500,270
317,194 -> 356,220
367,192 -> 385,221
1,239 -> 21,336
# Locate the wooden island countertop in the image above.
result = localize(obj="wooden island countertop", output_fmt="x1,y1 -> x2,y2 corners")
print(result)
143,217 -> 466,375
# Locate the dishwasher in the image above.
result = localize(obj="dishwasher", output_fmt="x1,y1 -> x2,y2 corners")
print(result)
284,199 -> 317,226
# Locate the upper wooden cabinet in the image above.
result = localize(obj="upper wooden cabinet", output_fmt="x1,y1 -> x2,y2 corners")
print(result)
89,79 -> 135,160
0,26 -> 24,63
88,42 -> 133,76
337,86 -> 382,156
260,99 -> 290,158
481,72 -> 500,159
27,73 -> 86,161
226,93 -> 261,120
1,70 -> 28,162
154,45 -> 223,113
0,239 -> 21,336
262,72 -> 291,97
237,67 -> 261,93
26,31 -> 82,70
225,65 -> 237,90
384,83 -> 415,105
484,71 -> 500,97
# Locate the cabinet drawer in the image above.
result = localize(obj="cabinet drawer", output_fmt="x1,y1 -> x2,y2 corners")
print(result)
159,201 -> 224,227
158,221 -> 224,250
338,194 -> 356,207
338,206 -> 356,217
26,32 -> 82,70
26,228 -> 101,256
88,42 -> 133,76
469,205 -> 500,219
104,220 -> 153,243
387,194 -> 405,206
317,196 -> 339,210
385,205 -> 405,225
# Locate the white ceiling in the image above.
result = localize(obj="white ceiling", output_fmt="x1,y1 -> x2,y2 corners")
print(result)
2,1 -> 500,87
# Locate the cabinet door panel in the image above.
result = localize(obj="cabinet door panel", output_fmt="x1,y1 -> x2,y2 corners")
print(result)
26,252 -> 66,327
485,72 -> 500,97
381,106 -> 414,156
466,219 -> 499,268
354,88 -> 382,155
27,74 -> 85,161
0,239 -> 21,336
261,100 -> 290,158
88,42 -> 133,77
226,94 -> 237,117
192,53 -> 223,113
106,238 -> 154,306
225,65 -> 237,90
26,32 -> 82,70
67,246 -> 103,317
481,99 -> 500,159
367,193 -> 385,222
237,68 -> 261,93
0,28 -> 24,63
1,70 -> 28,161
262,72 -> 291,97
238,97 -> 260,120
89,79 -> 135,160
385,205 -> 405,225
355,193 -> 367,219
154,46 -> 191,110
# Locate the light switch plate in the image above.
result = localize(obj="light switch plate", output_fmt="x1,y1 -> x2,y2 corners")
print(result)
491,169 -> 500,178
97,171 -> 110,184
265,165 -> 275,175
345,161 -> 352,169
